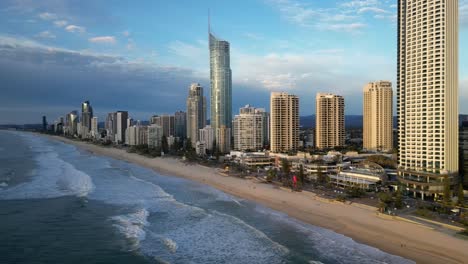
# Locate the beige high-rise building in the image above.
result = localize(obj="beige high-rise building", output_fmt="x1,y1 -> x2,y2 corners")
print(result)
216,125 -> 231,154
233,105 -> 265,151
397,0 -> 459,200
270,92 -> 299,153
186,83 -> 207,147
363,81 -> 393,152
315,93 -> 345,149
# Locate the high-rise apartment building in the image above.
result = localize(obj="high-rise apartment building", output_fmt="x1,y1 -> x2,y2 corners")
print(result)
199,125 -> 215,151
126,125 -> 148,146
148,124 -> 163,149
397,0 -> 459,199
151,114 -> 175,138
270,92 -> 299,153
42,116 -> 47,131
186,83 -> 207,147
216,125 -> 231,154
81,101 -> 93,137
65,111 -> 79,136
363,81 -> 393,152
105,112 -> 117,141
209,27 -> 232,143
174,111 -> 187,139
91,117 -> 98,139
116,111 -> 128,144
315,93 -> 345,149
233,105 -> 265,151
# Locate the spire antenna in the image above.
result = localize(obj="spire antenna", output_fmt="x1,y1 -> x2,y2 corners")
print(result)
208,9 -> 211,34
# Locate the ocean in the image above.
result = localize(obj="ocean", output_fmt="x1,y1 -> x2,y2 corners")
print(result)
0,131 -> 414,264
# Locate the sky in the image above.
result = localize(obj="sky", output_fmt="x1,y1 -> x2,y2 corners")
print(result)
1,0 -> 468,124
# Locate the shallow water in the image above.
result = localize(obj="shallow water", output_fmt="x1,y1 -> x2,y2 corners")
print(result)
0,131 -> 414,264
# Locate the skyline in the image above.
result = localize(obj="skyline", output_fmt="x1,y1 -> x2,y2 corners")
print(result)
1,0 -> 468,124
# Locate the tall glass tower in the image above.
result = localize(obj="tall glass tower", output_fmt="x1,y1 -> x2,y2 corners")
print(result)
209,28 -> 232,139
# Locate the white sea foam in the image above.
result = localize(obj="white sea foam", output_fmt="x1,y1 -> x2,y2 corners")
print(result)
162,237 -> 178,253
111,208 -> 149,251
254,205 -> 415,264
0,134 -> 95,200
0,182 -> 8,188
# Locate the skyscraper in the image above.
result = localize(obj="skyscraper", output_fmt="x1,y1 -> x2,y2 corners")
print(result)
105,112 -> 117,141
174,111 -> 187,139
397,0 -> 459,200
209,24 -> 232,143
116,111 -> 128,144
363,81 -> 393,152
199,125 -> 215,151
42,116 -> 47,131
65,111 -> 79,136
151,114 -> 175,137
233,105 -> 265,151
91,117 -> 98,139
186,83 -> 206,147
270,92 -> 299,153
315,93 -> 345,149
81,101 -> 93,137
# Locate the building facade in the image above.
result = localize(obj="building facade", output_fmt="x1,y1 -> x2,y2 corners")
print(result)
216,125 -> 231,154
209,30 -> 232,143
91,117 -> 98,139
148,124 -> 163,149
315,93 -> 345,149
81,101 -> 93,138
151,114 -> 175,138
174,111 -> 187,140
199,125 -> 215,151
363,81 -> 393,152
233,105 -> 265,151
397,0 -> 459,200
116,111 -> 128,144
186,83 -> 207,147
270,92 -> 299,153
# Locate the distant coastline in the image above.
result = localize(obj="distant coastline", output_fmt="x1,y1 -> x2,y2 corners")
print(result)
45,133 -> 468,264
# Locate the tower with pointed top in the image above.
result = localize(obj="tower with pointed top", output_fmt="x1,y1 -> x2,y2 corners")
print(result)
209,17 -> 232,151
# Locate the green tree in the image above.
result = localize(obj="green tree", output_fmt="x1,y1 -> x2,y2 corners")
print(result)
161,135 -> 169,154
394,189 -> 403,209
458,184 -> 465,206
281,159 -> 290,176
298,164 -> 305,184
378,192 -> 392,213
443,176 -> 452,205
266,169 -> 276,182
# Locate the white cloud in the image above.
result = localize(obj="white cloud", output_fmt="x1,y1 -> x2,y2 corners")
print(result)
341,0 -> 379,8
38,12 -> 57,20
35,31 -> 56,39
54,20 -> 68,27
358,7 -> 388,14
88,36 -> 116,44
65,25 -> 86,33
267,0 -> 381,32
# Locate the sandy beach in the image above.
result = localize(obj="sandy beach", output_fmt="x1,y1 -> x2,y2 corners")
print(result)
48,135 -> 468,264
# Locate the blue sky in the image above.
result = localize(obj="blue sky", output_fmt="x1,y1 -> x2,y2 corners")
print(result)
0,0 -> 468,124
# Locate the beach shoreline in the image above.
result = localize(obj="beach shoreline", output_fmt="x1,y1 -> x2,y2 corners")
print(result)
46,134 -> 468,264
